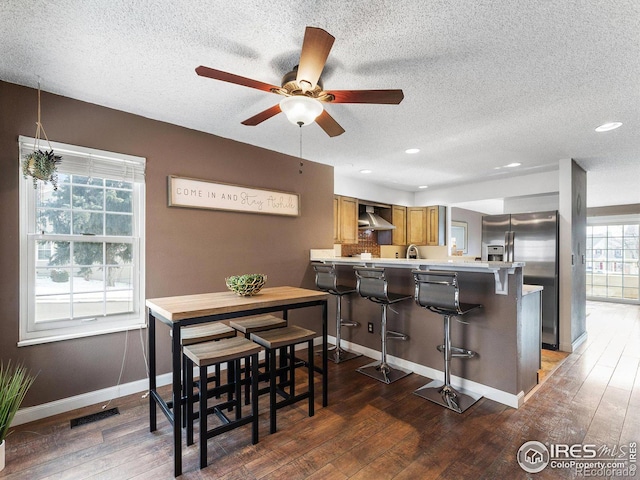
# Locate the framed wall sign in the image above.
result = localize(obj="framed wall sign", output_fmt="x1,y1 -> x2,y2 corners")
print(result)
168,176 -> 300,217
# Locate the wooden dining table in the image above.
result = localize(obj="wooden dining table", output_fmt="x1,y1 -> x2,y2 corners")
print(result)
145,286 -> 329,477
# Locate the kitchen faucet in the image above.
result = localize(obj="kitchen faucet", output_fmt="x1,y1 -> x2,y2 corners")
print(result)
407,244 -> 420,259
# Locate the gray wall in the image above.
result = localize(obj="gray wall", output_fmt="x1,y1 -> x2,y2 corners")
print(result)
570,161 -> 587,344
0,81 -> 334,407
450,207 -> 483,257
558,158 -> 587,351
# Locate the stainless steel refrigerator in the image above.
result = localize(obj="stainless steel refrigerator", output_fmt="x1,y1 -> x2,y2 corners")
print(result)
482,211 -> 559,349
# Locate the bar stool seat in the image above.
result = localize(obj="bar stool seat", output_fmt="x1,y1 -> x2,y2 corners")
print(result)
181,323 -> 236,345
312,262 -> 361,363
230,315 -> 287,403
353,266 -> 412,384
183,336 -> 261,469
229,315 -> 287,335
250,325 -> 316,434
412,270 -> 482,413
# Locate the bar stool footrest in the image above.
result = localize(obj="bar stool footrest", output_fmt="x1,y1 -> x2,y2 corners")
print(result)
387,330 -> 409,341
436,345 -> 476,358
340,320 -> 359,328
413,380 -> 481,413
356,360 -> 412,384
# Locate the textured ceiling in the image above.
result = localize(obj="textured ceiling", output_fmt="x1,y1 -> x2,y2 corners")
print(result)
1,0 -> 639,209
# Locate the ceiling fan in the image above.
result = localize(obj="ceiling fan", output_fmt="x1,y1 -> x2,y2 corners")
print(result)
195,26 -> 404,137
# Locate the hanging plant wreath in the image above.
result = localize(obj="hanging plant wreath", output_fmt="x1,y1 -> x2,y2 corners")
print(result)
21,82 -> 62,190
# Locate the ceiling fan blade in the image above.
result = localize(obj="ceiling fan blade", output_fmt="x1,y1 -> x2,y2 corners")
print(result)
296,27 -> 335,90
325,89 -> 404,104
241,104 -> 282,126
196,66 -> 280,93
315,110 -> 345,137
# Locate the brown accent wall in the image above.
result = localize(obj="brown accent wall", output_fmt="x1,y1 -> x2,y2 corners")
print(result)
0,81 -> 334,407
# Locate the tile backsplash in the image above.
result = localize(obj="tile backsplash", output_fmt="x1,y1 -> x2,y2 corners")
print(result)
341,230 -> 381,257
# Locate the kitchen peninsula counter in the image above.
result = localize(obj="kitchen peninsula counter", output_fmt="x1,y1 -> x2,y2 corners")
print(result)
310,255 -> 525,296
310,254 -> 541,408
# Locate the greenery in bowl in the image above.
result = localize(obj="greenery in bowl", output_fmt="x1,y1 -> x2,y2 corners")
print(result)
21,149 -> 62,190
225,273 -> 267,296
0,361 -> 36,443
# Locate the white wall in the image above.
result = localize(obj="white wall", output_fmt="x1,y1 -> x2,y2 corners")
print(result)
334,174 -> 414,206
414,170 -> 560,206
504,193 -> 559,213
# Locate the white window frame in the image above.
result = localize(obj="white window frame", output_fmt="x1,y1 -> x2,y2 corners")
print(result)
18,136 -> 146,346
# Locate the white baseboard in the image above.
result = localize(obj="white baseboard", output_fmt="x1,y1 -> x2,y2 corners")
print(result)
15,334 -> 524,426
336,336 -> 522,409
13,373 -> 173,427
567,330 -> 588,352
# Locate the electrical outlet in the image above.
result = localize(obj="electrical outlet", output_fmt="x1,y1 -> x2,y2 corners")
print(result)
368,322 -> 374,333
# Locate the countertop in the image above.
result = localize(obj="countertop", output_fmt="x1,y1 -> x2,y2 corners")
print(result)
310,255 -> 525,270
522,284 -> 544,295
310,254 -> 526,295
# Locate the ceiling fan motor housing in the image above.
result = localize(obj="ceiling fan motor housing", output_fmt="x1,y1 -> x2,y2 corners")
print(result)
278,67 -> 325,97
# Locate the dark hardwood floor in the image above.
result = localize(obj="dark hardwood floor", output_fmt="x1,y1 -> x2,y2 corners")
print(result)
2,301 -> 639,479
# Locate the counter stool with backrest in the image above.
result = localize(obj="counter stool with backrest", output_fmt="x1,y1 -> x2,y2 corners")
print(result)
412,270 -> 483,413
183,336 -> 261,469
250,325 -> 316,434
353,266 -> 412,384
312,262 -> 361,363
229,314 -> 287,403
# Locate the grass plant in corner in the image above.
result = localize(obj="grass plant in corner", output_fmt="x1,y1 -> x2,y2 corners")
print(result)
0,361 -> 36,444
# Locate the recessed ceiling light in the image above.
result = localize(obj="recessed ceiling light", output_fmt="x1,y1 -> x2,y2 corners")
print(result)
505,162 -> 521,168
418,185 -> 428,189
360,169 -> 372,174
405,148 -> 420,154
595,122 -> 622,132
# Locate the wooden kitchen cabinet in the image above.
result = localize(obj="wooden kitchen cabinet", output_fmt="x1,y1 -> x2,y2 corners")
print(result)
407,207 -> 428,245
406,205 -> 446,246
391,205 -> 407,245
333,195 -> 358,244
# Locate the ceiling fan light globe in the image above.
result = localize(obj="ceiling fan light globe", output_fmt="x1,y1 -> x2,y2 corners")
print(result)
279,96 -> 323,126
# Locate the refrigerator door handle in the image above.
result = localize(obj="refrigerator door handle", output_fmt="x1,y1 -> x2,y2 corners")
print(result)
504,231 -> 515,262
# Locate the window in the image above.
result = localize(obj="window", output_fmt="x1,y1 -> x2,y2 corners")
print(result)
19,137 -> 146,345
586,222 -> 639,303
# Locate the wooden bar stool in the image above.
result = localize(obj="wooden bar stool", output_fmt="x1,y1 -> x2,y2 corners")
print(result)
353,266 -> 412,384
312,262 -> 361,363
229,315 -> 287,403
179,323 -> 237,422
183,336 -> 261,469
250,325 -> 316,434
412,270 -> 482,413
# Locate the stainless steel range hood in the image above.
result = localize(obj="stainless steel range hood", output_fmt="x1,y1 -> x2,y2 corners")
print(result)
358,206 -> 396,230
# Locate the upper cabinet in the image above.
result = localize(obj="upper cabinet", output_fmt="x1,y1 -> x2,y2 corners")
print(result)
391,205 -> 407,245
334,195 -> 358,244
407,205 -> 446,246
407,207 -> 428,245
